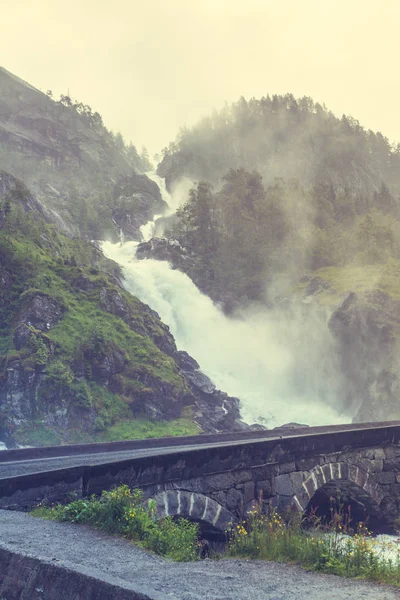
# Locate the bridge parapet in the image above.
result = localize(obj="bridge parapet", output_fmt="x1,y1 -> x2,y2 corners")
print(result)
0,424 -> 399,532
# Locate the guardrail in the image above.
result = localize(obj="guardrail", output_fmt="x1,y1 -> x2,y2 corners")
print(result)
1,422 -> 400,511
2,421 -> 400,463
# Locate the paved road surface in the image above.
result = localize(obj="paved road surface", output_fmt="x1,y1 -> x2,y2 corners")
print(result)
2,422 -> 400,481
0,440 -> 242,479
0,511 -> 397,600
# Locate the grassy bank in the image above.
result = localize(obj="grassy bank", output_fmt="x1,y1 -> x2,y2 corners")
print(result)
32,485 -> 198,562
226,505 -> 400,587
33,487 -> 400,585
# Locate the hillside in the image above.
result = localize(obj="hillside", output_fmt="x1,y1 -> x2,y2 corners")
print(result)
0,66 -> 165,241
142,99 -> 400,424
0,172 -> 244,447
158,95 -> 400,196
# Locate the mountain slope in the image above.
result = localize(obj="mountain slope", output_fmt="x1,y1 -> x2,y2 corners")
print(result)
0,66 -> 165,241
158,94 -> 400,196
0,172 -> 244,447
149,98 -> 400,423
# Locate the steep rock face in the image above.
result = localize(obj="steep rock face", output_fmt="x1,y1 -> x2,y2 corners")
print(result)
0,169 -> 73,235
0,281 -> 247,441
328,290 -> 400,422
0,67 -> 163,240
137,237 -> 193,265
0,67 -> 131,176
112,173 -> 167,241
0,173 -> 248,445
136,238 -> 229,309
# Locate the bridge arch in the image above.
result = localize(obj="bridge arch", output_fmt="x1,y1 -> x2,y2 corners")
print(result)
151,490 -> 235,539
291,462 -> 385,526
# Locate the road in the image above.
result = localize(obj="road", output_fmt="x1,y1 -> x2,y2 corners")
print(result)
0,439 -> 249,479
0,511 -> 397,600
1,421 -> 400,481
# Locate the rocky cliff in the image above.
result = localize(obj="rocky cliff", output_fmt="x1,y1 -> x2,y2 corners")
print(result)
0,172 -> 246,447
0,66 -> 164,241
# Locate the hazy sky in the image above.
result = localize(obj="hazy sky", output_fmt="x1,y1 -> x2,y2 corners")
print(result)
2,0 -> 400,154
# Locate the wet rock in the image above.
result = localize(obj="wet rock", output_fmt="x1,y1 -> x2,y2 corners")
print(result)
177,351 -> 200,371
183,370 -> 216,394
112,173 -> 167,241
13,293 -> 63,350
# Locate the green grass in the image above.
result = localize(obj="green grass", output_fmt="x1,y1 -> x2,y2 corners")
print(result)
14,421 -> 62,447
32,485 -> 199,561
227,504 -> 400,587
96,417 -> 201,442
0,204 -> 195,444
311,260 -> 400,303
12,412 -> 200,447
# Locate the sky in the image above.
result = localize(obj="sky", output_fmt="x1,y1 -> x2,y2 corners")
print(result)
2,0 -> 400,154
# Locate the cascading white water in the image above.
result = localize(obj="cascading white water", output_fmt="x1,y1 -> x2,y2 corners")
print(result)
102,173 -> 352,428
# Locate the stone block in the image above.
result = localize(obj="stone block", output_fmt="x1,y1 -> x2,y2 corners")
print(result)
364,448 -> 386,460
177,478 -> 204,493
289,471 -> 306,491
179,491 -> 191,515
384,447 -> 397,459
233,470 -> 253,484
251,464 -> 277,480
277,494 -> 295,511
274,474 -> 294,497
378,471 -> 395,485
276,461 -> 296,475
382,459 -> 400,472
242,481 -> 255,503
320,454 -> 338,464
211,490 -> 227,506
303,476 -> 318,499
203,472 -> 235,493
226,488 -> 243,512
296,457 -> 319,471
255,480 -> 273,499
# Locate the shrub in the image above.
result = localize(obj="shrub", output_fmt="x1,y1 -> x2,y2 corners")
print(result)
32,485 -> 199,562
226,501 -> 400,586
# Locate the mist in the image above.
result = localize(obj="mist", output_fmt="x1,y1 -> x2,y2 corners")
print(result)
101,172 -> 352,428
2,1 -> 400,153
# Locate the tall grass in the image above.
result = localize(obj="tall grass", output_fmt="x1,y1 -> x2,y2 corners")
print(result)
226,502 -> 400,586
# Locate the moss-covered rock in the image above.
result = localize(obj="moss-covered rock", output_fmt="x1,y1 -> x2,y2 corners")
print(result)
0,172 -> 246,446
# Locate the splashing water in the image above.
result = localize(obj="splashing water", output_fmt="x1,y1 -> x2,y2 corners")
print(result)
102,251 -> 350,428
145,171 -> 194,215
102,172 -> 351,427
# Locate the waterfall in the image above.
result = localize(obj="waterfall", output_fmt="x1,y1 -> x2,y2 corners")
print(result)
102,173 -> 351,428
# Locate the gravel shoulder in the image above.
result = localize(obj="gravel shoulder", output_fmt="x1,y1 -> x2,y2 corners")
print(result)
0,511 -> 398,600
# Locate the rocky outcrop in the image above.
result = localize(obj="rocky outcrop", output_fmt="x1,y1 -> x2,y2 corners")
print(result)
13,293 -> 63,350
176,351 -> 248,433
136,237 -> 193,265
0,170 -> 73,235
98,287 -> 248,432
112,173 -> 168,241
136,237 -> 230,308
0,68 -> 163,241
329,290 -> 400,422
0,206 -> 249,444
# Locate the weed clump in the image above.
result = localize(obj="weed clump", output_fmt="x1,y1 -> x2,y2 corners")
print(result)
33,485 -> 199,562
226,501 -> 400,586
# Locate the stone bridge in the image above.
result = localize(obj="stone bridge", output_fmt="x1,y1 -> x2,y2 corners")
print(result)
0,423 -> 399,537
